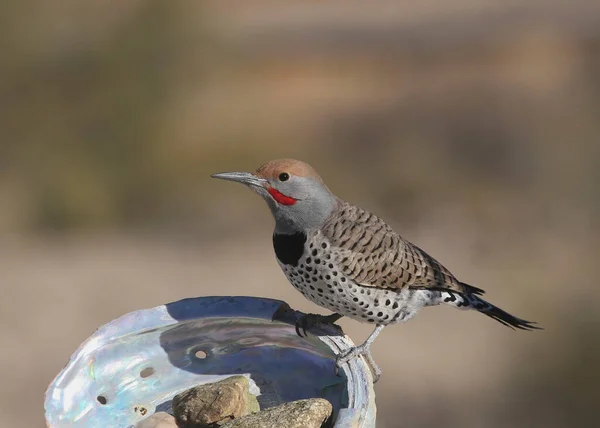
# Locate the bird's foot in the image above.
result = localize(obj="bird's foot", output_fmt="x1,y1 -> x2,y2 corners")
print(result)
295,313 -> 343,337
335,344 -> 382,383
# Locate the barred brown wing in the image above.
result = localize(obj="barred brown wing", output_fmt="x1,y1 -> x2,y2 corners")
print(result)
320,201 -> 474,294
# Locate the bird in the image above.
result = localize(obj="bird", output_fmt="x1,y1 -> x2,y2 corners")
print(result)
211,159 -> 539,382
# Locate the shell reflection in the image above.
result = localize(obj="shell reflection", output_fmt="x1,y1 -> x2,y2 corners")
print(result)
45,296 -> 376,428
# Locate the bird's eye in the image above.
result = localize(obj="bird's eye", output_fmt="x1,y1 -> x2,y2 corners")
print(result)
278,172 -> 290,182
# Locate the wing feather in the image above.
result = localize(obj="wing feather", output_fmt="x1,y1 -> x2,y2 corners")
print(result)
320,201 -> 479,294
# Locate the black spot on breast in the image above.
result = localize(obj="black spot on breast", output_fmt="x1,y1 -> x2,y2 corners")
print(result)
273,232 -> 307,266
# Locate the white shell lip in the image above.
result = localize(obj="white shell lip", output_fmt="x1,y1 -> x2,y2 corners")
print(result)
45,296 -> 376,428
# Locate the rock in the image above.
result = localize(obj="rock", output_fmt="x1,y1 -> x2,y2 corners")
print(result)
172,375 -> 259,427
221,398 -> 332,428
135,412 -> 178,428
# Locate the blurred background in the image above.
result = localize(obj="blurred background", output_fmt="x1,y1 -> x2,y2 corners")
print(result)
1,0 -> 599,426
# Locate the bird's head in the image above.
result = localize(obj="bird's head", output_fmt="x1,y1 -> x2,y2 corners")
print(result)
211,159 -> 337,233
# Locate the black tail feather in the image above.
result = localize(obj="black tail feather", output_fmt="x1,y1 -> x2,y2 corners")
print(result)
438,290 -> 541,330
475,297 -> 542,331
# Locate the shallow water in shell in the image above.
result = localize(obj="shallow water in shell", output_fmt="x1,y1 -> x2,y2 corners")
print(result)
45,298 -> 354,428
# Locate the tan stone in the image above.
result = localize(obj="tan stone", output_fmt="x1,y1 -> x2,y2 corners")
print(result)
221,398 -> 332,428
172,375 -> 259,427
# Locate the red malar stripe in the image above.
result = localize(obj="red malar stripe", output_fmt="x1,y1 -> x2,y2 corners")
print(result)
267,188 -> 297,205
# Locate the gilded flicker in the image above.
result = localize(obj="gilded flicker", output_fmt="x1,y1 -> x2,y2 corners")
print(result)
212,159 -> 539,382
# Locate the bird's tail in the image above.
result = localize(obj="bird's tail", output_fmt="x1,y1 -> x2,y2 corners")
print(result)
438,290 -> 541,330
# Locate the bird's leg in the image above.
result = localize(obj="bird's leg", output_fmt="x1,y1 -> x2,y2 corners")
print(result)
335,324 -> 385,383
295,312 -> 343,337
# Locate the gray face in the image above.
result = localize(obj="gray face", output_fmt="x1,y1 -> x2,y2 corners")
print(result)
211,171 -> 338,234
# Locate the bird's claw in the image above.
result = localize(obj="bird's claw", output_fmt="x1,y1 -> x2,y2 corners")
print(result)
334,345 -> 382,383
294,315 -> 310,337
295,313 -> 343,337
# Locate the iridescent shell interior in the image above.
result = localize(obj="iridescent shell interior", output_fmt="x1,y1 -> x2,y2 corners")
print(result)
45,296 -> 376,427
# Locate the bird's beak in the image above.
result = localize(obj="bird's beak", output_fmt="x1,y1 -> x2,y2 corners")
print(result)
211,171 -> 268,188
